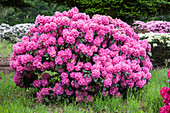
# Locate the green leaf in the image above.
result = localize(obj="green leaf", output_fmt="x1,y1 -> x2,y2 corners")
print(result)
146,51 -> 152,57
82,69 -> 87,73
80,39 -> 83,43
112,40 -> 115,44
26,63 -> 30,66
68,87 -> 72,91
125,72 -> 130,76
70,45 -> 73,49
55,44 -> 59,47
55,29 -> 57,33
35,23 -> 40,28
57,95 -> 61,101
68,59 -> 71,62
50,31 -> 53,34
117,72 -> 121,75
94,78 -> 98,83
83,74 -> 87,78
30,51 -> 33,55
50,58 -> 54,61
44,53 -> 48,57
55,65 -> 59,71
41,43 -> 43,46
139,56 -> 144,61
79,52 -> 83,58
103,87 -> 107,91
63,85 -> 67,90
46,57 -> 49,60
37,33 -> 43,36
135,57 -> 138,61
101,79 -> 104,83
109,35 -> 112,39
35,50 -> 38,54
119,50 -> 123,56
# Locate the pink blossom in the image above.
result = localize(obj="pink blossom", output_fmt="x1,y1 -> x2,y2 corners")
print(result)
13,74 -> 21,85
33,79 -> 41,87
167,69 -> 170,79
86,95 -> 94,102
136,80 -> 146,88
61,72 -> 68,79
40,88 -> 49,95
104,78 -> 112,88
66,36 -> 75,44
65,89 -> 74,95
42,79 -> 48,86
83,62 -> 92,70
57,37 -> 65,45
53,83 -> 64,95
42,73 -> 50,79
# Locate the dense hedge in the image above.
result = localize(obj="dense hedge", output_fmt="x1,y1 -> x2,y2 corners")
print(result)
41,0 -> 170,24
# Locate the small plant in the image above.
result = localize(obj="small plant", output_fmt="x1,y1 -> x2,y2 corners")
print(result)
10,7 -> 152,103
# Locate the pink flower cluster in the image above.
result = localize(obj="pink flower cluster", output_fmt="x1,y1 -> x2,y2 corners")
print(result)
159,69 -> 170,113
10,7 -> 152,103
133,21 -> 170,33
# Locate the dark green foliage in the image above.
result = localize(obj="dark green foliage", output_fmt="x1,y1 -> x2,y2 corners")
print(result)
0,0 -> 69,26
0,0 -> 31,9
41,0 -> 170,24
150,42 -> 170,67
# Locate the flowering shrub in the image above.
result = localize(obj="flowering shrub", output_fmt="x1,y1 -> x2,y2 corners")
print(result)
159,69 -> 170,113
133,21 -> 170,33
138,33 -> 170,47
0,23 -> 33,43
138,33 -> 170,66
10,7 -> 152,103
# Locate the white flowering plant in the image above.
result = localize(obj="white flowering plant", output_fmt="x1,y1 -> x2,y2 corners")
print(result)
138,32 -> 170,66
0,23 -> 33,43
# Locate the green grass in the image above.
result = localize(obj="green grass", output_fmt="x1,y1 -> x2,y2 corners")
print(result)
0,68 -> 169,113
0,40 -> 14,57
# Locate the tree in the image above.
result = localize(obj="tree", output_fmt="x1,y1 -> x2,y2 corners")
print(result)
41,0 -> 170,24
0,0 -> 31,10
0,0 -> 69,25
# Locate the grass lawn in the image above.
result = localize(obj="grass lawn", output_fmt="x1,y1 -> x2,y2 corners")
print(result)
0,68 -> 169,113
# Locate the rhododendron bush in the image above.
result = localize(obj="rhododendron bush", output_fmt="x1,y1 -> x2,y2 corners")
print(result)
159,69 -> 170,113
133,21 -> 170,34
10,7 -> 152,103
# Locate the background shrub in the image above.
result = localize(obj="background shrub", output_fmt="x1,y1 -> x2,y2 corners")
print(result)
133,21 -> 170,33
0,23 -> 33,43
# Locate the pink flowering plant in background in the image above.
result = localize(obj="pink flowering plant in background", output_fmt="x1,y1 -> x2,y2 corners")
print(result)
133,21 -> 170,34
159,69 -> 170,113
10,7 -> 153,103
